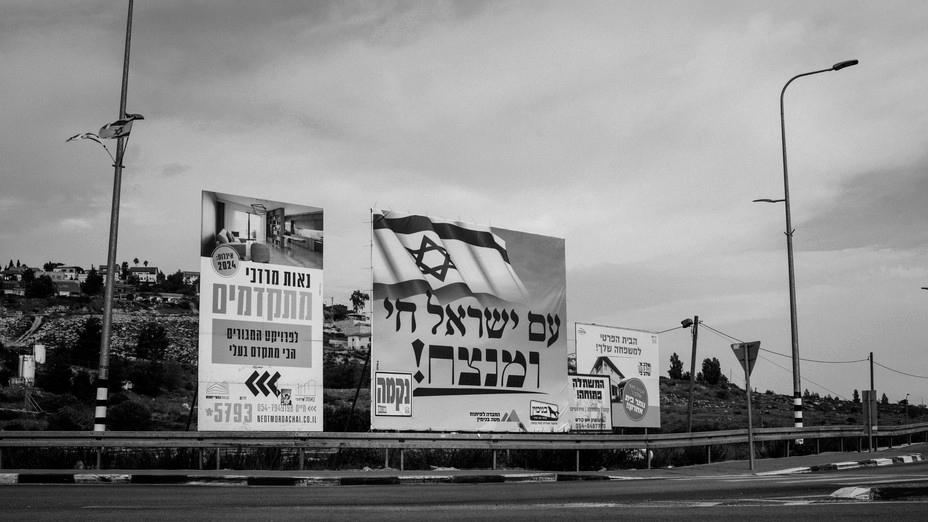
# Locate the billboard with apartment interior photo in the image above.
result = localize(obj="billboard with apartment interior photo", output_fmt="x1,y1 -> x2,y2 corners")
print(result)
575,323 -> 660,428
198,191 -> 324,431
371,210 -> 569,432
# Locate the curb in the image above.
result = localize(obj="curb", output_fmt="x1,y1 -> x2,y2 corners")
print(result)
810,453 -> 923,473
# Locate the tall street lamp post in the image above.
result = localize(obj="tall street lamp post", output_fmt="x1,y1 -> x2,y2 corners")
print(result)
758,59 -> 858,432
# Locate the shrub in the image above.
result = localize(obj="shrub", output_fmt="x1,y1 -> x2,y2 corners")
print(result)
35,392 -> 82,412
107,400 -> 152,431
47,405 -> 92,431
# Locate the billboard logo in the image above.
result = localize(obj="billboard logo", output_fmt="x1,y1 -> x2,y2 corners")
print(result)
205,381 -> 230,399
374,372 -> 412,417
529,400 -> 559,421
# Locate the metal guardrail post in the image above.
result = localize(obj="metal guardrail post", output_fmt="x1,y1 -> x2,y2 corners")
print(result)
216,448 -> 221,470
299,447 -> 305,471
400,449 -> 404,471
706,445 -> 711,464
492,450 -> 497,470
576,449 -> 580,472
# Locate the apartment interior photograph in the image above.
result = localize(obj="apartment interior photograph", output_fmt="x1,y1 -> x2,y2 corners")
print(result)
200,191 -> 323,270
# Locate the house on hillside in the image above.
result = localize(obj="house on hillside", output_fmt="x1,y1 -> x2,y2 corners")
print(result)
52,266 -> 84,281
53,280 -> 82,297
128,266 -> 159,284
347,331 -> 371,351
2,280 -> 26,296
1,266 -> 31,281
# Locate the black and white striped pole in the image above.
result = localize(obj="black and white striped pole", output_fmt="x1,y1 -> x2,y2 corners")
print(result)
95,0 -> 135,450
757,59 -> 859,436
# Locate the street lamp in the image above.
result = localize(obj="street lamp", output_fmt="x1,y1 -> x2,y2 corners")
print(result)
655,318 -> 694,334
763,59 -> 859,432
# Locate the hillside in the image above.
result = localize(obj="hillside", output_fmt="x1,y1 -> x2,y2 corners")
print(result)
1,296 -> 922,432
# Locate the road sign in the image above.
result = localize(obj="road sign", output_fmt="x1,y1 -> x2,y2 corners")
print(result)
731,341 -> 760,377
730,341 -> 761,471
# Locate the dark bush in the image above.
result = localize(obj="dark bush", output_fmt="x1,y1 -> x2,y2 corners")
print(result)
107,400 -> 152,431
108,391 -> 130,406
47,405 -> 92,431
35,392 -> 82,412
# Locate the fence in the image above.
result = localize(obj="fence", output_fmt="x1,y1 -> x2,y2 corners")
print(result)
1,422 -> 926,472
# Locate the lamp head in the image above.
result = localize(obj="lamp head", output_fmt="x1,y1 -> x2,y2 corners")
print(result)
680,318 -> 694,329
832,59 -> 859,71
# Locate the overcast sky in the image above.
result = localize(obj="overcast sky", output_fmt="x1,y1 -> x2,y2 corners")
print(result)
3,1 -> 927,403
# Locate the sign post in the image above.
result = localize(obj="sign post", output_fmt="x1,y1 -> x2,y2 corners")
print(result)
731,341 -> 760,471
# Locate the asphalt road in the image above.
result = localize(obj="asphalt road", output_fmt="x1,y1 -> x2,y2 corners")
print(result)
3,460 -> 927,521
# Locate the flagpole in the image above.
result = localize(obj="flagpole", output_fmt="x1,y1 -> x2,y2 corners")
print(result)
95,0 -> 134,444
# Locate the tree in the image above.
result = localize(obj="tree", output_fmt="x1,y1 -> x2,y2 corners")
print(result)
43,261 -> 63,272
668,353 -> 684,380
133,258 -> 139,266
700,357 -> 723,386
880,393 -> 889,406
26,274 -> 55,298
73,316 -> 102,365
161,270 -> 186,293
853,389 -> 860,403
121,261 -> 130,280
143,260 -> 149,267
350,290 -> 370,313
82,268 -> 104,296
136,321 -> 170,361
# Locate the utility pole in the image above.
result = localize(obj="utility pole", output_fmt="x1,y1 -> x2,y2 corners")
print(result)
686,316 -> 699,432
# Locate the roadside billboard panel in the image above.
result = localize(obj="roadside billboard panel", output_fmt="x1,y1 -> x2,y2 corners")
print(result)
575,323 -> 660,428
567,374 -> 613,432
198,191 -> 324,431
371,210 -> 568,432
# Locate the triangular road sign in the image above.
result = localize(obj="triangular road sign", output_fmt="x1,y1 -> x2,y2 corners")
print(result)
731,341 -> 760,376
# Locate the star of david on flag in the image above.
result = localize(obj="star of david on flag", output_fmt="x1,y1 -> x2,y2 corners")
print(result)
373,211 -> 530,305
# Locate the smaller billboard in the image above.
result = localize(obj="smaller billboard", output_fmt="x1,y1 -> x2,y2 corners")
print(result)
567,374 -> 612,432
574,323 -> 660,428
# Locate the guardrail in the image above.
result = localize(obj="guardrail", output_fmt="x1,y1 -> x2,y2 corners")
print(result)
2,423 -> 926,471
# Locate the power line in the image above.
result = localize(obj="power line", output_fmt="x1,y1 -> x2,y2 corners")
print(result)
757,354 -> 847,400
699,323 -> 742,343
874,361 -> 928,380
699,322 -> 848,398
701,322 -> 867,364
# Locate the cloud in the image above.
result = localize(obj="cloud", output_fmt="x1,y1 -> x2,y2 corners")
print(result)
799,160 -> 928,251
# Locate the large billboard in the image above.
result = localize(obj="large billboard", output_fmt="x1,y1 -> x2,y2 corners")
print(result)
575,323 -> 660,428
198,191 -> 324,431
371,211 -> 568,432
